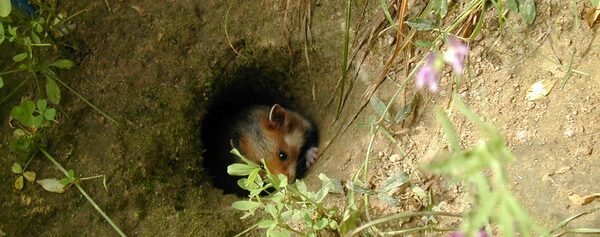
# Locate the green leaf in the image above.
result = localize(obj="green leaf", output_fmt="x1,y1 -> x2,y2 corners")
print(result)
13,128 -> 26,137
394,103 -> 413,124
67,169 -> 75,179
405,18 -> 435,31
379,0 -> 395,26
37,99 -> 48,112
60,177 -> 71,185
519,0 -> 536,25
377,194 -> 400,207
11,163 -> 22,174
318,173 -> 343,194
378,172 -> 410,193
314,218 -> 329,230
0,76 -> 4,88
45,77 -> 61,104
593,0 -> 600,7
315,189 -> 328,203
15,176 -> 24,190
347,181 -> 370,194
37,178 -> 69,193
369,96 -> 390,122
436,108 -> 461,152
31,31 -> 41,44
230,148 -> 258,166
277,174 -> 287,188
10,136 -> 32,152
0,0 -> 11,17
8,25 -> 16,37
269,228 -> 291,237
435,0 -> 448,18
257,219 -> 276,229
0,22 -> 5,44
12,53 -> 27,62
295,180 -> 308,194
227,163 -> 257,176
30,115 -> 43,127
414,40 -> 432,48
507,0 -> 518,12
10,100 -> 36,125
232,200 -> 261,211
265,204 -> 278,219
48,59 -> 75,69
43,108 -> 56,121
23,171 -> 36,182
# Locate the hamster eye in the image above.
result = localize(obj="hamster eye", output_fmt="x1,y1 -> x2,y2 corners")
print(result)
278,151 -> 288,161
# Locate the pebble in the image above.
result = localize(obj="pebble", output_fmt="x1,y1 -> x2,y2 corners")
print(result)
564,128 -> 575,138
389,154 -> 401,162
516,130 -> 527,141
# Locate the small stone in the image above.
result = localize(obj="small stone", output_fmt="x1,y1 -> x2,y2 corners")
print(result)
389,154 -> 401,162
564,128 -> 575,138
516,130 -> 527,141
378,151 -> 385,158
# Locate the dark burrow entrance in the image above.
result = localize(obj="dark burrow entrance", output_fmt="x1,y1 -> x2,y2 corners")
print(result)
200,58 -> 320,195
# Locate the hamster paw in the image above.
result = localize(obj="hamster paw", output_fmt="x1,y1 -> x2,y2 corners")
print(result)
305,147 -> 319,169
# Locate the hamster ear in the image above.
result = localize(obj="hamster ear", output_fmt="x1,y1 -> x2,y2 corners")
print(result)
268,104 -> 286,127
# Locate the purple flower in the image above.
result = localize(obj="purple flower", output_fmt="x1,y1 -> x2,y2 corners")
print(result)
415,53 -> 439,92
450,230 -> 490,237
443,37 -> 469,75
449,232 -> 465,237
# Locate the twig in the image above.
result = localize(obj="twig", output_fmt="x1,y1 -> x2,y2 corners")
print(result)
39,147 -> 127,237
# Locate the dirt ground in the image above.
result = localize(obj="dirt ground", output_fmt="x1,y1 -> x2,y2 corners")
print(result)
0,0 -> 599,236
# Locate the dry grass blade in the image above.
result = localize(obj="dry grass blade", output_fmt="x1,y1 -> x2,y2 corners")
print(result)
333,0 -> 354,120
549,206 -> 600,235
336,0 -> 410,138
224,3 -> 241,56
326,1 -> 388,108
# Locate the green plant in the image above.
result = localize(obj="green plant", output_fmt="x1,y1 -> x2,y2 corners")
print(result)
1,1 -> 117,149
39,148 -> 126,237
1,3 -> 126,236
228,149 -> 343,237
430,96 -> 546,236
11,161 -> 36,191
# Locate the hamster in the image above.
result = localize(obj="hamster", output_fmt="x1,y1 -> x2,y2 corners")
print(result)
230,104 -> 319,181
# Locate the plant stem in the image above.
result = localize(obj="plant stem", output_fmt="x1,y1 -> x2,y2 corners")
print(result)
38,147 -> 127,237
346,211 -> 461,237
0,76 -> 30,105
44,69 -> 120,125
234,223 -> 258,237
381,225 -> 451,236
286,185 -> 335,219
335,0 -> 353,119
278,223 -> 304,235
549,206 -> 600,235
0,68 -> 26,76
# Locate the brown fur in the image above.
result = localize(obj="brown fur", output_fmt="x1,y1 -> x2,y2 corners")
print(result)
233,104 -> 312,181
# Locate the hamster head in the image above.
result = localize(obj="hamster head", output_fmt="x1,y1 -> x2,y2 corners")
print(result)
257,104 -> 312,181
